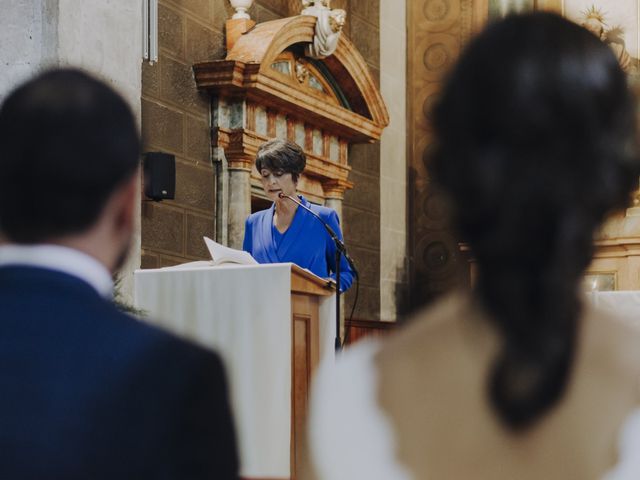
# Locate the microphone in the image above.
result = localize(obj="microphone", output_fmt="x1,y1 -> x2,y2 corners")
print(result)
278,192 -> 357,273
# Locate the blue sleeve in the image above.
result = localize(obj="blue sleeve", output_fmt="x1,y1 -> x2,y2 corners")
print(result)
324,210 -> 354,293
242,217 -> 252,254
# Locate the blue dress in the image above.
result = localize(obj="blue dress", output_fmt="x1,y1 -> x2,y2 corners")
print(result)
243,195 -> 354,292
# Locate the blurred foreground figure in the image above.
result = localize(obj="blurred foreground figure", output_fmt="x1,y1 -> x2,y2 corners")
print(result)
0,69 -> 238,479
307,13 -> 640,480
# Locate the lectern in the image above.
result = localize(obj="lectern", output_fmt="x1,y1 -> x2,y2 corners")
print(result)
134,263 -> 335,480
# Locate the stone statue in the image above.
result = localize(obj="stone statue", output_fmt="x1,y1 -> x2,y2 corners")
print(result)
581,6 -> 632,72
302,0 -> 346,59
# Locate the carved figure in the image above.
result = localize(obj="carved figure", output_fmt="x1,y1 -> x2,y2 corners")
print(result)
295,61 -> 309,83
581,6 -> 632,72
302,0 -> 346,59
329,8 -> 346,33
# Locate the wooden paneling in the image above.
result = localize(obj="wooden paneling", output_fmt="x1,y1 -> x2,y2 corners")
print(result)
291,293 -> 320,480
344,318 -> 396,346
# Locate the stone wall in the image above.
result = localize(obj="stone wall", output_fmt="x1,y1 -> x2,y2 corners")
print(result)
1,0 -> 142,163
379,0 -> 407,321
1,0 -> 143,301
0,0 -> 55,103
341,0 -> 382,322
140,0 -> 229,268
57,0 -> 144,301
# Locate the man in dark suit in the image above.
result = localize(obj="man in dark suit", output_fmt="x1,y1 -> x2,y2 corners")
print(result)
0,69 -> 239,479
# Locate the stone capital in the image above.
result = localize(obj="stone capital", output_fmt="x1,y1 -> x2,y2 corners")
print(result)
322,179 -> 351,200
227,157 -> 254,171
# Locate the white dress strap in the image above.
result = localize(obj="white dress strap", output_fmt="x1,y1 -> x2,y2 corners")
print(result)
602,408 -> 640,480
308,339 -> 413,480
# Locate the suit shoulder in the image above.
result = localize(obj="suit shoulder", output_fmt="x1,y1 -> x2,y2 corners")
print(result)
246,208 -> 270,225
309,204 -> 338,220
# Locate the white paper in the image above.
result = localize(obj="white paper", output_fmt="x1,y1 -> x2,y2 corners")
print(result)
204,236 -> 257,266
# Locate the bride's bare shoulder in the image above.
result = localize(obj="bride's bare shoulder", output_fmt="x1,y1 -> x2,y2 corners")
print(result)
377,291 -> 494,364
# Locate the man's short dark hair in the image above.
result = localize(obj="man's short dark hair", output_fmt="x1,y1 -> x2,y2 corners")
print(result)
0,69 -> 140,243
255,138 -> 306,182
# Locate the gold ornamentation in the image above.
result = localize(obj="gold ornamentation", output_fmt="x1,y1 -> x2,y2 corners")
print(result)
423,0 -> 450,22
581,5 -> 632,72
581,5 -> 606,25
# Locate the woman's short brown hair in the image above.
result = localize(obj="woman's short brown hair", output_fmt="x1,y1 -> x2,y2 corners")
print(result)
255,138 -> 306,182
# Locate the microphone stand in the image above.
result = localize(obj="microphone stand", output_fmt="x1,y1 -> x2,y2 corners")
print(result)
278,193 -> 356,351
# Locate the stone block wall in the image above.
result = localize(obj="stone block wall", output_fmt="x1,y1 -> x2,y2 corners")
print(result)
0,0 -> 53,103
379,0 -> 407,321
343,141 -> 382,320
341,0 -> 382,322
141,0 -> 230,268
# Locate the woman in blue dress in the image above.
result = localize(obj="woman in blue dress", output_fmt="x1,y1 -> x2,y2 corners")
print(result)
243,138 -> 354,292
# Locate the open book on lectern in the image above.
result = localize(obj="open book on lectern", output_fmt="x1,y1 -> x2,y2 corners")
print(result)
203,236 -> 258,266
158,237 -> 256,270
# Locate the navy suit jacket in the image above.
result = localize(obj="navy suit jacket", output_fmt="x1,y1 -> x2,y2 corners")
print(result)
0,266 -> 239,479
243,195 -> 354,292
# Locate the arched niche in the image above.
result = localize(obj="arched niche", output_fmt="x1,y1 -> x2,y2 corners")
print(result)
194,15 -> 389,248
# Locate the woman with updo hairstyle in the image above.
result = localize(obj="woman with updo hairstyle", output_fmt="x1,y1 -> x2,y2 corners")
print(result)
243,138 -> 354,291
306,12 -> 640,480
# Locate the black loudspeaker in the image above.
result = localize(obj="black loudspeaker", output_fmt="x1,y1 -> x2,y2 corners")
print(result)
143,152 -> 175,201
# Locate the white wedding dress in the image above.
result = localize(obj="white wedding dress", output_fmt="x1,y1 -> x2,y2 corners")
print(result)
308,340 -> 640,480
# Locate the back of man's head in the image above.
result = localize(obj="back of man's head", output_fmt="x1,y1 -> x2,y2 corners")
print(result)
0,69 -> 140,243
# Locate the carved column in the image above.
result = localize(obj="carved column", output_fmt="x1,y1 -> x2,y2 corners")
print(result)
323,180 -> 348,221
212,97 -> 254,249
324,197 -> 342,221
228,161 -> 252,249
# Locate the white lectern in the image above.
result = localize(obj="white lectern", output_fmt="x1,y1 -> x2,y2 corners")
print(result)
134,262 -> 335,480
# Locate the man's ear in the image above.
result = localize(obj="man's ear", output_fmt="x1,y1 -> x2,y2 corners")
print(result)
112,170 -> 139,234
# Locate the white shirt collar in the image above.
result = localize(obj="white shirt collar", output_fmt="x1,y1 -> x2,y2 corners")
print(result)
0,244 -> 113,298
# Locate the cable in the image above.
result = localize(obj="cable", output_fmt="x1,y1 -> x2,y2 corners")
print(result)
342,269 -> 359,347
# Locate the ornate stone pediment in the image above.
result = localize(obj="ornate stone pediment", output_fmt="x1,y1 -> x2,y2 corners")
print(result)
194,15 -> 388,143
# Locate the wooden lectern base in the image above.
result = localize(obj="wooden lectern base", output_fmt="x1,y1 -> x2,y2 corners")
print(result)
290,265 -> 333,479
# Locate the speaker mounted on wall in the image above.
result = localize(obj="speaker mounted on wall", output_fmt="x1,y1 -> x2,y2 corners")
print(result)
143,152 -> 175,201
